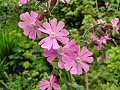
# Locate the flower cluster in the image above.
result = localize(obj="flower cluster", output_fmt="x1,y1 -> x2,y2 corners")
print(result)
91,18 -> 119,61
18,0 -> 118,89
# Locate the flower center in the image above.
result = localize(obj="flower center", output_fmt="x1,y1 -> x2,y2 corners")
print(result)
76,57 -> 81,62
57,48 -> 64,55
29,22 -> 36,27
50,32 -> 56,38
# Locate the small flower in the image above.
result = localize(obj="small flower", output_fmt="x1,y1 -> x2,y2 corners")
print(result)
111,18 -> 119,33
106,55 -> 110,60
97,19 -> 105,24
100,32 -> 111,44
44,40 -> 78,69
38,18 -> 69,50
60,0 -> 70,3
105,2 -> 110,9
19,0 -> 30,5
92,34 -> 104,50
18,11 -> 42,40
97,55 -> 102,62
40,75 -> 60,90
63,46 -> 93,75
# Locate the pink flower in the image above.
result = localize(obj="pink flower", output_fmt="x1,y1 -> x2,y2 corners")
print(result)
40,75 -> 60,90
105,2 -> 110,9
100,32 -> 111,44
111,18 -> 119,33
38,18 -> 69,50
97,55 -> 102,62
19,0 -> 30,5
97,19 -> 105,24
60,0 -> 70,3
92,34 -> 104,50
44,40 -> 78,69
18,11 -> 42,40
63,46 -> 93,75
106,55 -> 110,60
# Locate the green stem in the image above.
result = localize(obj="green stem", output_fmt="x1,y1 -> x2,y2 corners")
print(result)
117,0 -> 119,10
85,72 -> 89,90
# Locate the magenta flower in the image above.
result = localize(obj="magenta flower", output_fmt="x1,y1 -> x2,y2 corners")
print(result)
19,0 -> 30,5
44,40 -> 78,69
100,32 -> 111,44
40,75 -> 60,90
38,18 -> 69,50
92,34 -> 104,50
60,0 -> 70,3
63,46 -> 93,75
111,18 -> 119,33
18,11 -> 42,40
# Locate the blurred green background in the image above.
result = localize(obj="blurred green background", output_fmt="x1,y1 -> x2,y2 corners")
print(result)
0,0 -> 120,90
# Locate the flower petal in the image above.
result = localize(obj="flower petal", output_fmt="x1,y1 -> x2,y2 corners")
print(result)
53,38 -> 60,49
58,58 -> 64,69
80,62 -> 89,72
56,36 -> 69,44
56,21 -> 65,32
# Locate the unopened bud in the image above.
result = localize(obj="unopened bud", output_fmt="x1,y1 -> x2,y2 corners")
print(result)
96,27 -> 105,36
102,23 -> 112,30
50,0 -> 57,6
37,12 -> 44,21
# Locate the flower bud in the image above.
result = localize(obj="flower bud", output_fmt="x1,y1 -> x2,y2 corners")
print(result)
50,0 -> 57,6
96,27 -> 105,36
37,12 -> 44,21
102,23 -> 112,30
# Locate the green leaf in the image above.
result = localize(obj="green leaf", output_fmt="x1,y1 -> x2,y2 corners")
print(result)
60,84 -> 67,90
34,85 -> 40,90
68,83 -> 84,90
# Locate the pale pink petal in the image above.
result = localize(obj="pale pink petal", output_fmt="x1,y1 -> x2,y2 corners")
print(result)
20,12 -> 31,22
39,27 -> 51,34
83,57 -> 94,63
70,62 -> 77,74
56,21 -> 65,32
41,37 -> 53,50
111,18 -> 119,25
92,34 -> 98,41
64,61 -> 73,71
48,86 -> 52,90
35,20 -> 42,27
44,49 -> 58,57
80,62 -> 89,72
50,75 -> 56,84
58,58 -> 64,69
57,29 -> 69,36
53,83 -> 60,90
40,80 -> 49,90
29,28 -> 36,40
77,65 -> 82,75
51,18 -> 57,31
37,29 -> 42,38
43,22 -> 52,32
47,54 -> 58,62
30,11 -> 38,20
53,38 -> 60,49
97,55 -> 102,62
63,40 -> 78,51
38,37 -> 49,45
56,36 -> 69,44
23,27 -> 31,36
18,22 -> 29,29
